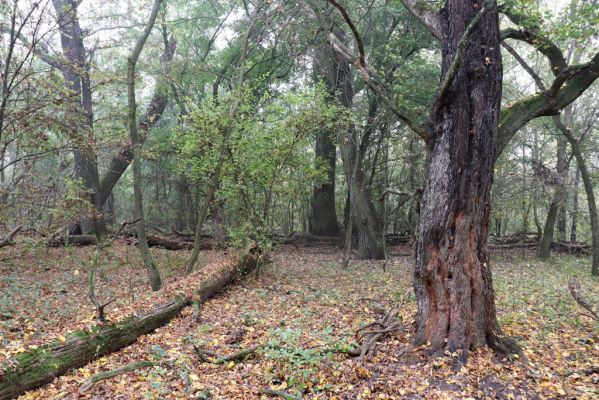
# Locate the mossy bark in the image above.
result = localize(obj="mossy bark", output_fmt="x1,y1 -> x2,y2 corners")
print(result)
0,252 -> 257,399
0,296 -> 187,400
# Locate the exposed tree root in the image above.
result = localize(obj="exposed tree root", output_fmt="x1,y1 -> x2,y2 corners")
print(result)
48,234 -> 97,247
487,334 -> 523,359
78,360 -> 157,393
193,345 -> 261,364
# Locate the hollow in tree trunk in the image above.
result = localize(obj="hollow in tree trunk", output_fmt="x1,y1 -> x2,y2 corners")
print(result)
414,0 -> 517,363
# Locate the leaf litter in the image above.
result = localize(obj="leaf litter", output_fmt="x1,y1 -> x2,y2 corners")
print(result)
0,241 -> 597,399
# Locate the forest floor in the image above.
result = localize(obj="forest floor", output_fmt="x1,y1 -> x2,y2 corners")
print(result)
0,240 -> 597,399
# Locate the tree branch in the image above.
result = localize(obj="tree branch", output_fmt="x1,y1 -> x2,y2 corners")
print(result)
501,41 -> 546,91
497,50 -> 599,158
400,0 -> 441,40
430,0 -> 492,125
0,225 -> 22,249
323,1 -> 431,144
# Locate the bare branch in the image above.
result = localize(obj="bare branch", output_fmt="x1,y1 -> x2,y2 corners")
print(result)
0,225 -> 22,249
323,2 -> 431,144
569,280 -> 598,321
501,41 -> 546,91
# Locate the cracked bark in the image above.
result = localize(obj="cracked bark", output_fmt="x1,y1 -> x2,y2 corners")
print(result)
414,0 -> 518,363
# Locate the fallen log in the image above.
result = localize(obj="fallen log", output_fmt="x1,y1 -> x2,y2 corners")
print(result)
121,235 -> 214,251
552,241 -> 591,255
488,240 -> 592,256
147,234 -> 194,250
0,251 -> 258,400
48,235 -> 98,247
0,226 -> 22,249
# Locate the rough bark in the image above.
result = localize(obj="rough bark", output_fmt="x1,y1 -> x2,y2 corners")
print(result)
0,251 -> 258,400
321,34 -> 384,259
414,0 -> 516,362
310,50 -> 340,237
310,128 -> 340,236
52,0 -> 106,237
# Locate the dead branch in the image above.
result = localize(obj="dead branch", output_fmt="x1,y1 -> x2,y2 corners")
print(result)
260,388 -> 302,400
354,308 -> 403,362
569,280 -> 598,321
0,225 -> 22,249
78,360 -> 157,393
193,344 -> 262,364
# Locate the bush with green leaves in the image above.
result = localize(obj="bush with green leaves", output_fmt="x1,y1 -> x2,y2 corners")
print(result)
173,85 -> 349,248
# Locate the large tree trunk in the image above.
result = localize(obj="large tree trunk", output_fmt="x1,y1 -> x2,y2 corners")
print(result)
320,37 -> 384,259
414,0 -> 515,362
310,49 -> 341,237
52,0 -> 107,237
0,251 -> 258,400
310,129 -> 340,236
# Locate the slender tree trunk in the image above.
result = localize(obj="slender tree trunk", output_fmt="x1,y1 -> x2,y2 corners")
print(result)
414,0 -> 517,363
185,150 -> 225,275
556,135 -> 568,241
538,197 -> 559,259
570,167 -> 580,242
554,116 -> 599,275
127,0 -> 164,291
211,201 -> 226,244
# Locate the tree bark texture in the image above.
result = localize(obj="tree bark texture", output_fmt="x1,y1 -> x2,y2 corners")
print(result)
321,38 -> 384,259
52,0 -> 106,237
310,49 -> 341,237
0,251 -> 258,400
414,0 -> 514,361
310,129 -> 340,236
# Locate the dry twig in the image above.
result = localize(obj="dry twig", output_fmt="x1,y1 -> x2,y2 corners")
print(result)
569,280 -> 598,321
355,308 -> 403,362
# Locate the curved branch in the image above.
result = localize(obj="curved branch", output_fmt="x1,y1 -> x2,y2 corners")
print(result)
400,0 -> 441,40
497,50 -> 599,157
98,36 -> 176,205
324,1 -> 431,144
500,28 -> 567,75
